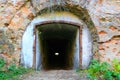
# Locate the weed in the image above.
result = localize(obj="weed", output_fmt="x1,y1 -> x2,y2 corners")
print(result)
0,58 -> 30,80
0,58 -> 5,69
77,59 -> 120,80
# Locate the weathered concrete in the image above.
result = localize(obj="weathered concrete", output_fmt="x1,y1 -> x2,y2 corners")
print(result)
21,12 -> 93,69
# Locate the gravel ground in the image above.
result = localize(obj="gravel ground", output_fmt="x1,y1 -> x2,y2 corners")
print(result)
19,70 -> 87,80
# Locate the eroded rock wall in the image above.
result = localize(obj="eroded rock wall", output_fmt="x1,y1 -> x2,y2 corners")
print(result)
87,0 -> 120,62
0,0 -> 35,64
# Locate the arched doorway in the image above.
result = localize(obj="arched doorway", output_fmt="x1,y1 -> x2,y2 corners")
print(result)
21,11 -> 94,70
35,22 -> 79,70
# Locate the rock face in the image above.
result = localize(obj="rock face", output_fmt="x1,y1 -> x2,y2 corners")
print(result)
87,0 -> 120,62
0,0 -> 120,66
0,0 -> 34,64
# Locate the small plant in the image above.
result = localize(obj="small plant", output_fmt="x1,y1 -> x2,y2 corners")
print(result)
85,59 -> 120,80
112,59 -> 120,73
0,58 -> 5,69
8,63 -> 28,75
0,58 -> 30,80
112,59 -> 120,80
86,59 -> 111,80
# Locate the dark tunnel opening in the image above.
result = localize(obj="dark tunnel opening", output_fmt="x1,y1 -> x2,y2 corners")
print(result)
36,23 -> 79,70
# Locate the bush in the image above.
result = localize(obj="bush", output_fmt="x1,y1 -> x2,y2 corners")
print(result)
86,59 -> 120,80
0,58 -> 29,80
112,59 -> 120,80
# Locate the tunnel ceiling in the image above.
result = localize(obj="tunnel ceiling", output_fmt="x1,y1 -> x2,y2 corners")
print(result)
36,23 -> 78,40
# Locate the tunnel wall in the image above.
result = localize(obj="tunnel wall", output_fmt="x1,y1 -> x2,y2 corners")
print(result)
0,0 -> 119,66
73,30 -> 79,69
36,23 -> 80,70
36,30 -> 42,70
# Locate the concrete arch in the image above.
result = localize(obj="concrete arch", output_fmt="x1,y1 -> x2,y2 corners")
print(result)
21,1 -> 99,69
31,0 -> 99,52
21,11 -> 96,70
36,4 -> 99,58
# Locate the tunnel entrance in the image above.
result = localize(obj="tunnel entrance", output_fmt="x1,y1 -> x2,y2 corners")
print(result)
36,23 -> 79,70
21,11 -> 94,70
